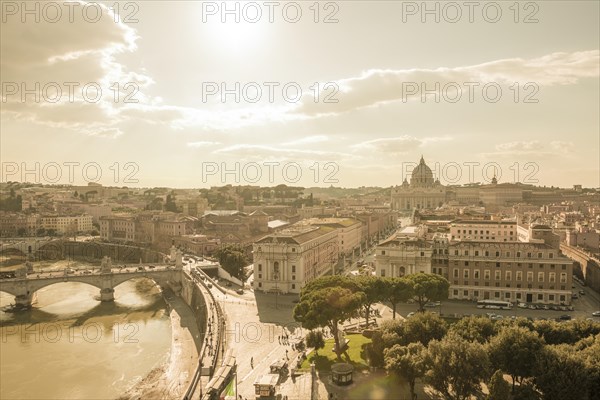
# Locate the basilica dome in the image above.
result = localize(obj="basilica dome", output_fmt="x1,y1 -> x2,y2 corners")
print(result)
410,156 -> 435,187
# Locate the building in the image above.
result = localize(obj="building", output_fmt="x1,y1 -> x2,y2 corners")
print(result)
450,220 -> 517,242
40,214 -> 93,234
446,241 -> 573,305
375,236 -> 433,278
391,156 -> 446,210
252,225 -> 338,294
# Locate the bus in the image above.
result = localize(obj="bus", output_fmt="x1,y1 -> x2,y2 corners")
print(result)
477,300 -> 513,310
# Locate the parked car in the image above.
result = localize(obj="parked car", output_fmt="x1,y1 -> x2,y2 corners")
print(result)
236,288 -> 244,295
407,312 -> 416,318
517,302 -> 527,309
559,315 -> 572,321
592,311 -> 600,317
579,290 -> 585,295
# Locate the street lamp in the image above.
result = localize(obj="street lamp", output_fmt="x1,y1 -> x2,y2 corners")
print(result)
274,271 -> 279,309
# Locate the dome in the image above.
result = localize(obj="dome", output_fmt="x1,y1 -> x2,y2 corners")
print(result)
410,156 -> 434,187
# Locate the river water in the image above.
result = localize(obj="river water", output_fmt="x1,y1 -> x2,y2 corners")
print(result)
0,275 -> 172,400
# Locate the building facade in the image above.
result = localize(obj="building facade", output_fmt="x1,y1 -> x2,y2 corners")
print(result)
252,225 -> 338,294
391,156 -> 446,211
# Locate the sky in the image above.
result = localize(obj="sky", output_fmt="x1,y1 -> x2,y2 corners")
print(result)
1,1 -> 599,189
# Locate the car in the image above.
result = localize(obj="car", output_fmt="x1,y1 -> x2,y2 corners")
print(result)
572,293 -> 579,299
491,315 -> 504,321
579,290 -> 585,295
137,266 -> 144,271
207,283 -> 213,288
407,312 -> 416,318
236,288 -> 244,294
83,270 -> 92,275
559,315 -> 572,321
592,311 -> 600,317
517,302 -> 527,309
425,302 -> 438,308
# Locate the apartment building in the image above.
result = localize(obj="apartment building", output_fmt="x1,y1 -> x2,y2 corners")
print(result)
450,220 -> 517,242
252,225 -> 338,294
40,214 -> 93,234
447,241 -> 573,305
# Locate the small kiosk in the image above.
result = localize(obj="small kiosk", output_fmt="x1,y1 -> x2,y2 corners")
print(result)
331,363 -> 354,385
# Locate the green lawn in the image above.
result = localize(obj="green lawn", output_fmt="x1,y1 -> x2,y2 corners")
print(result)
300,333 -> 372,371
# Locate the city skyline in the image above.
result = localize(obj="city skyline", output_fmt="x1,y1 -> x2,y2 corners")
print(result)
1,1 -> 599,189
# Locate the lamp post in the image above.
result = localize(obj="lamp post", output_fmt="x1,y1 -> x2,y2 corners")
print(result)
274,271 -> 279,310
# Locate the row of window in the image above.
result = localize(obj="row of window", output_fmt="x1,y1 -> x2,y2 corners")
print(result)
452,249 -> 555,258
457,261 -> 567,269
451,289 -> 567,302
453,268 -> 568,282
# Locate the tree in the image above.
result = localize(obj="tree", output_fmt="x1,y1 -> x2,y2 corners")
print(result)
488,326 -> 545,391
401,312 -> 447,347
405,273 -> 449,312
533,346 -> 589,400
487,370 -> 511,400
382,277 -> 413,319
449,315 -> 496,344
355,275 -> 386,328
294,286 -> 365,361
213,245 -> 249,280
74,191 -> 78,198
426,332 -> 490,400
385,342 -> 427,400
305,330 -> 325,356
366,319 -> 404,368
17,228 -> 27,237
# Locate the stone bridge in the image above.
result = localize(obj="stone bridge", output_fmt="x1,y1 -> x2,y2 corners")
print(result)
0,249 -> 185,309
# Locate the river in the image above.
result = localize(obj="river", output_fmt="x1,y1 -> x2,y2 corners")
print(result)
0,274 -> 173,400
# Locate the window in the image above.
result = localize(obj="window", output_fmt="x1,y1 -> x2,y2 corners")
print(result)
291,265 -> 296,273
538,253 -> 543,258
258,264 -> 262,272
517,251 -> 521,257
538,272 -> 544,282
475,251 -> 479,256
474,270 -> 480,279
291,284 -> 296,289
549,253 -> 554,258
258,282 -> 262,287
484,270 -> 490,279
464,290 -> 469,296
455,250 -> 459,256
453,269 -> 459,278
527,272 -> 533,282
549,294 -> 555,301
495,271 -> 501,280
292,248 -> 296,252
549,273 -> 555,283
465,250 -> 469,256
258,274 -> 262,279
560,273 -> 567,283
527,253 -> 532,258
465,261 -> 469,266
420,251 -> 425,257
496,251 -> 500,257
485,251 -> 489,257
494,292 -> 500,298
381,250 -> 386,255
453,289 -> 459,296
464,270 -> 469,279
292,275 -> 296,280
505,271 -> 512,281
381,269 -> 386,277
516,271 -> 522,281
506,252 -> 510,257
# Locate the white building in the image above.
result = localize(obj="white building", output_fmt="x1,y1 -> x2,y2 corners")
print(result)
252,225 -> 338,294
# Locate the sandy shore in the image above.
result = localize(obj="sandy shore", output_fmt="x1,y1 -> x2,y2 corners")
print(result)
119,291 -> 202,400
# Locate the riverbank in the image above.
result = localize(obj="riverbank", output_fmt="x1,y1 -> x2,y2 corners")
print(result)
120,290 -> 201,400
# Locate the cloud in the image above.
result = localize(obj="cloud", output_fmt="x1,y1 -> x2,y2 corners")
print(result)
187,141 -> 222,148
481,140 -> 575,158
281,135 -> 329,146
293,51 -> 599,116
213,144 -> 355,162
351,135 -> 452,155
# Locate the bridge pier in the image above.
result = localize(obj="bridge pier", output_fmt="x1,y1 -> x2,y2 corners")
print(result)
100,288 -> 115,302
15,293 -> 33,308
